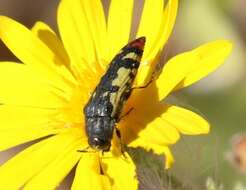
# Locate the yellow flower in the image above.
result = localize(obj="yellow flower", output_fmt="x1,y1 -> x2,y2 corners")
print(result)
0,0 -> 232,189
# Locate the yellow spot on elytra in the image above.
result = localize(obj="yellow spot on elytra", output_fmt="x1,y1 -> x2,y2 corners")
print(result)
102,92 -> 109,97
112,67 -> 132,87
122,52 -> 140,62
110,67 -> 136,117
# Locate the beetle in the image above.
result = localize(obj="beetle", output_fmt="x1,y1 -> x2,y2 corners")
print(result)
83,37 -> 146,152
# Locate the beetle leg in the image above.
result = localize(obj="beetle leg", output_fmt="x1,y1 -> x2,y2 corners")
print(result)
119,107 -> 134,121
115,128 -> 127,158
77,146 -> 90,153
131,72 -> 156,90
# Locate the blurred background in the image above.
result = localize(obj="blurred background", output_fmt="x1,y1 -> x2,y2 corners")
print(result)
0,0 -> 246,189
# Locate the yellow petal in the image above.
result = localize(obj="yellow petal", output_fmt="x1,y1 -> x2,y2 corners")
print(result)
156,51 -> 198,100
31,21 -> 69,67
101,150 -> 138,190
156,41 -> 232,100
137,117 -> 180,145
0,125 -> 64,151
72,154 -> 112,190
136,0 -> 164,60
135,0 -> 178,86
161,105 -> 210,135
0,128 -> 81,189
174,40 -> 233,91
0,62 -> 69,107
80,0 -> 107,68
24,141 -> 83,190
120,107 -> 180,146
129,140 -> 174,169
31,21 -> 77,84
106,0 -> 134,61
0,16 -> 67,85
57,0 -> 99,76
134,63 -> 151,86
0,105 -> 56,128
146,0 -> 178,61
0,127 -> 60,152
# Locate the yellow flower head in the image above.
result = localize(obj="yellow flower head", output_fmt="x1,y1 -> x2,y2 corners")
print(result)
0,0 -> 232,189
